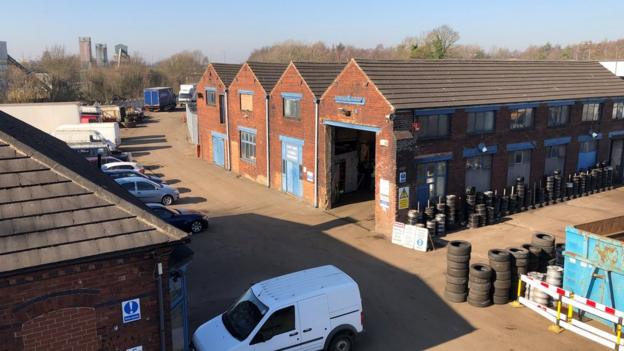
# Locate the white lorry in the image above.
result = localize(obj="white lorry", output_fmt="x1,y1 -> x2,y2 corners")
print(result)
192,265 -> 364,351
0,102 -> 81,134
178,84 -> 197,105
55,123 -> 121,149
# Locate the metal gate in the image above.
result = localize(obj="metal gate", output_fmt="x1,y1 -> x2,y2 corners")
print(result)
211,132 -> 226,168
280,136 -> 303,197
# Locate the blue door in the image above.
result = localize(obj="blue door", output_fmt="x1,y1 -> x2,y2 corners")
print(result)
282,141 -> 302,197
577,140 -> 598,171
212,134 -> 225,167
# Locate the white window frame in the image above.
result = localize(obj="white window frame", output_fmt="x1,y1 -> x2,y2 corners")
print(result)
283,98 -> 300,119
205,89 -> 216,106
418,114 -> 450,139
467,111 -> 495,134
613,102 -> 624,120
510,108 -> 533,129
548,105 -> 569,127
240,130 -> 256,162
582,103 -> 601,121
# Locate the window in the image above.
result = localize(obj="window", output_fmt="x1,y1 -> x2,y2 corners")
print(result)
205,89 -> 216,105
548,106 -> 569,127
251,306 -> 295,345
510,108 -> 533,129
152,208 -> 173,219
241,93 -> 253,112
582,103 -> 601,121
283,98 -> 300,119
240,131 -> 256,162
507,150 -> 531,186
416,161 -> 447,202
465,155 -> 492,192
545,144 -> 566,175
613,102 -> 624,120
121,182 -> 135,191
112,165 -> 133,170
467,111 -> 495,133
137,181 -> 157,191
417,114 -> 449,138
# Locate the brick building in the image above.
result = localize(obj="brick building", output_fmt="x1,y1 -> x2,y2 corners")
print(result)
0,111 -> 192,351
268,62 -> 345,205
196,63 -> 241,169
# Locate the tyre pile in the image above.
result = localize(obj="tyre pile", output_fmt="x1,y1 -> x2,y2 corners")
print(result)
468,263 -> 492,307
445,240 -> 471,303
488,249 -> 512,305
506,247 -> 529,301
531,233 -> 556,271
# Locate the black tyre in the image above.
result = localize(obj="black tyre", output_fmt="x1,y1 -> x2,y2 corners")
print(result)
505,247 -> 529,259
447,268 -> 469,278
447,276 -> 468,285
532,233 -> 555,247
492,270 -> 511,280
447,240 -> 472,256
468,283 -> 492,293
522,243 -> 543,256
446,282 -> 468,294
190,220 -> 204,233
469,276 -> 491,285
447,254 -> 470,263
513,258 -> 529,267
493,295 -> 509,305
447,260 -> 469,270
493,288 -> 511,297
444,290 -> 468,303
468,297 -> 492,307
328,332 -> 353,351
470,263 -> 492,279
489,261 -> 511,272
493,279 -> 512,289
488,249 -> 511,262
161,194 -> 174,206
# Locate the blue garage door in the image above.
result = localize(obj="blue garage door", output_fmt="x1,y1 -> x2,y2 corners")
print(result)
281,138 -> 303,197
212,133 -> 225,167
577,140 -> 597,171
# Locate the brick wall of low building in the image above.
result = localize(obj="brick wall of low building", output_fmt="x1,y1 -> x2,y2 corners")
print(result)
228,64 -> 269,185
0,248 -> 173,351
320,61 -> 396,234
196,65 -> 228,166
269,65 -> 317,204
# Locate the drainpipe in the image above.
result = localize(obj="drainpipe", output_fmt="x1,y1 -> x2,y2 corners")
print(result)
224,89 -> 231,171
154,256 -> 166,351
265,94 -> 270,187
314,99 -> 319,208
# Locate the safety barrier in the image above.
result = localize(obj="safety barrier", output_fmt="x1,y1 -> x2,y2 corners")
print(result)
516,274 -> 624,350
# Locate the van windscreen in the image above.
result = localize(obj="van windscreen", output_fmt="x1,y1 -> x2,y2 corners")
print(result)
222,288 -> 268,341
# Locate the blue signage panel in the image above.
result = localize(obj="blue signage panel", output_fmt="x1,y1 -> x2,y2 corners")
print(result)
122,298 -> 141,324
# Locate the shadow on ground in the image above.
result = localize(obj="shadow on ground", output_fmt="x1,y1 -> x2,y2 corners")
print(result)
121,134 -> 167,145
177,196 -> 207,205
187,213 -> 474,350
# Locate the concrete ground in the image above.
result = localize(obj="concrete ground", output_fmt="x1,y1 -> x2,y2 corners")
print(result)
121,111 -> 622,350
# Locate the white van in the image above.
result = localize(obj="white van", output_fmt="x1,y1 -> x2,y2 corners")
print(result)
56,123 -> 121,149
53,129 -> 115,151
178,84 -> 197,105
192,265 -> 364,351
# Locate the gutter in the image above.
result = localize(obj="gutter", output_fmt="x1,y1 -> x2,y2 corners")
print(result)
265,94 -> 270,187
314,99 -> 319,208
224,89 -> 231,171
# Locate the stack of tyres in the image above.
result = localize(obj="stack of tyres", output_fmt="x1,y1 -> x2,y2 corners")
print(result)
407,209 -> 418,225
475,204 -> 487,227
488,249 -> 512,305
521,243 -> 541,272
424,205 -> 436,221
516,177 -> 526,210
426,220 -> 436,237
506,247 -> 529,301
525,272 -> 549,305
468,263 -> 493,307
445,240 -> 472,303
446,195 -> 458,228
553,170 -> 562,201
531,233 -> 556,271
500,194 -> 510,215
573,174 -> 581,197
545,176 -> 555,204
468,213 -> 481,228
580,172 -> 588,195
546,265 -> 563,306
435,214 -> 446,236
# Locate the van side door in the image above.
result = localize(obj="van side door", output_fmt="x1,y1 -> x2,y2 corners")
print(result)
297,294 -> 329,350
250,305 -> 299,351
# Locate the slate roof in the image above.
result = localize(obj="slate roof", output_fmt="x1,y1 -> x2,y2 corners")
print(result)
354,59 -> 624,110
247,62 -> 289,93
293,62 -> 346,99
211,63 -> 243,87
0,111 -> 189,273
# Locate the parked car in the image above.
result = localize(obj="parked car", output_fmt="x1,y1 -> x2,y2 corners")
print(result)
103,169 -> 162,184
146,203 -> 208,233
115,177 -> 179,205
102,161 -> 145,174
86,155 -> 123,166
192,265 -> 364,351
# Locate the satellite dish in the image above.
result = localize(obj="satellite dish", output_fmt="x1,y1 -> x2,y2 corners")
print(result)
478,143 -> 487,153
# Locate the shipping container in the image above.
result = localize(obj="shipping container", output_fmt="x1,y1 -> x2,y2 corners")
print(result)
143,87 -> 176,111
0,102 -> 81,134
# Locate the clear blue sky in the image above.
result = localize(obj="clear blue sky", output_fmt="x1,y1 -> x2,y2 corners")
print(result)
3,0 -> 623,63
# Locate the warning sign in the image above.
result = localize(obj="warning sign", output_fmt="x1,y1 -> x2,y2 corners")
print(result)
398,187 -> 409,210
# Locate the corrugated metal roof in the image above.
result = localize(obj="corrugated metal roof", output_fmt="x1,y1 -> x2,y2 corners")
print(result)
0,111 -> 189,273
247,62 -> 289,93
211,63 -> 242,87
354,59 -> 624,110
293,62 -> 346,99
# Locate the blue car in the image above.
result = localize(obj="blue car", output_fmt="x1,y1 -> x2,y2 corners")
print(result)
146,203 -> 208,233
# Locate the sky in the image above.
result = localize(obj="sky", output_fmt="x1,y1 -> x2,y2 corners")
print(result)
2,0 -> 624,63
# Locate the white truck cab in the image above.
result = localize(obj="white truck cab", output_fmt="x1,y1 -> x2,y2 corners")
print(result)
178,84 -> 197,105
192,265 -> 363,351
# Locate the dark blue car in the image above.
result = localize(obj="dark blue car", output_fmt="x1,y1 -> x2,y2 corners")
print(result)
146,203 -> 208,233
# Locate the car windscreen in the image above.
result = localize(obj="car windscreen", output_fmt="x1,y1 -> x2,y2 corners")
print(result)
222,288 -> 268,341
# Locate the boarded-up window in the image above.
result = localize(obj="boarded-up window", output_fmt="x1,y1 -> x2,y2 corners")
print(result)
241,94 -> 253,112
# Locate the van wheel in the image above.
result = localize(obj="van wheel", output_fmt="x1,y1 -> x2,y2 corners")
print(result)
328,332 -> 352,351
161,195 -> 174,206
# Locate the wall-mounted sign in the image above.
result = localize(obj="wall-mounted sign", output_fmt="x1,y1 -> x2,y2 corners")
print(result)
399,171 -> 407,183
306,171 -> 314,182
398,187 -> 409,210
380,178 -> 390,209
335,95 -> 366,105
121,298 -> 141,324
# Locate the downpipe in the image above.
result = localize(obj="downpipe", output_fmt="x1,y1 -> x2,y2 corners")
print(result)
224,89 -> 231,171
265,95 -> 270,187
154,254 -> 166,351
314,100 -> 319,208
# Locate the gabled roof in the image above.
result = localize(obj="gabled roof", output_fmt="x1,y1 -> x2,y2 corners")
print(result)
211,63 -> 243,87
247,62 -> 289,93
293,62 -> 346,99
354,59 -> 624,110
0,111 -> 189,273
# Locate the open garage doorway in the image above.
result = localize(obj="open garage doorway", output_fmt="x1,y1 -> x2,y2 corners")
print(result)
326,123 -> 377,230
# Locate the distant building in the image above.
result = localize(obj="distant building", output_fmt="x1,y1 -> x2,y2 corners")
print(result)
113,43 -> 129,64
601,61 -> 624,77
0,41 -> 7,99
95,43 -> 108,65
0,111 -> 193,350
79,36 -> 92,67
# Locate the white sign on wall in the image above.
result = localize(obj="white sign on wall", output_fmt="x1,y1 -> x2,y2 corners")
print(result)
380,178 -> 390,209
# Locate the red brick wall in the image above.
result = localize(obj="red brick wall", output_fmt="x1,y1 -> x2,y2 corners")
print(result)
196,65 -> 229,165
0,248 -> 173,351
228,64 -> 269,185
319,60 -> 396,234
269,64 -> 317,204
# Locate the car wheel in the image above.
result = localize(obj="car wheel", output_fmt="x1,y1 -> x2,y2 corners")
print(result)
190,220 -> 203,233
161,195 -> 174,206
328,332 -> 352,351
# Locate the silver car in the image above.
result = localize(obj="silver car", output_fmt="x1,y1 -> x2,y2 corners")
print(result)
115,176 -> 180,205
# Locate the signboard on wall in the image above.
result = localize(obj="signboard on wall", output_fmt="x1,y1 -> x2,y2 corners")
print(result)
121,298 -> 141,324
398,187 -> 409,210
391,222 -> 405,245
407,225 -> 429,252
399,171 -> 407,183
380,178 -> 390,209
